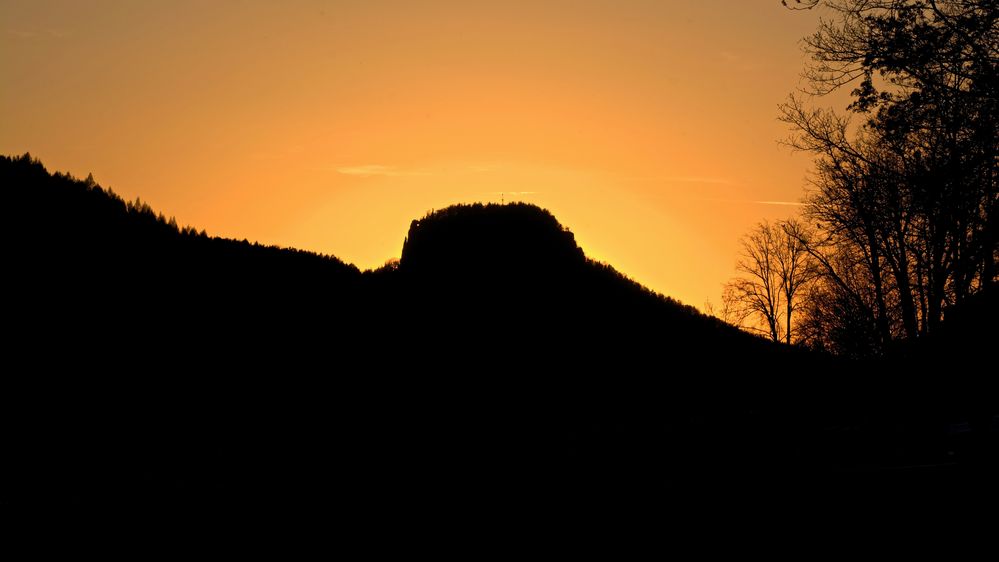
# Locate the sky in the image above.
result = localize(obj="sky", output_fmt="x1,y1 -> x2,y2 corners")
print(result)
1,0 -> 838,310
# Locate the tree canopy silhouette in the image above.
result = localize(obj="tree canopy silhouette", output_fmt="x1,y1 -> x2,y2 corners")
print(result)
723,219 -> 815,344
772,0 -> 998,354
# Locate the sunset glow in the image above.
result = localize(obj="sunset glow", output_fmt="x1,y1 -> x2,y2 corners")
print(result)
2,1 -> 830,308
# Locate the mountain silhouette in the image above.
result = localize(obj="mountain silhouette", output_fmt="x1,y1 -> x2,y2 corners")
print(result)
2,153 -> 995,521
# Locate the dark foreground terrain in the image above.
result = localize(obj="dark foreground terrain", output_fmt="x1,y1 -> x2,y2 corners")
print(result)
2,154 -> 996,523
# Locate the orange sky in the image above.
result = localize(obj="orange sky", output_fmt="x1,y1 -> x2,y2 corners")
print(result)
1,1 -> 834,310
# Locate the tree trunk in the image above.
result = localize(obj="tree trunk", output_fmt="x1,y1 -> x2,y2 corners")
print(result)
865,227 -> 892,346
786,301 -> 793,345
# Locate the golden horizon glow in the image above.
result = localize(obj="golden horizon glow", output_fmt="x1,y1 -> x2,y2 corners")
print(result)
1,1 -> 831,310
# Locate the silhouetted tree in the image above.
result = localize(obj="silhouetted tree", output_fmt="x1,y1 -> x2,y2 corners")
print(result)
795,234 -> 891,355
723,219 -> 815,343
780,0 -> 998,351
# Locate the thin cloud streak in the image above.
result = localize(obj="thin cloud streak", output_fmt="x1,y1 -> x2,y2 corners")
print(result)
706,198 -> 803,207
667,195 -> 804,207
627,176 -> 740,186
336,165 -> 430,178
467,164 -> 502,173
667,176 -> 738,185
719,50 -> 763,72
753,200 -> 804,206
335,163 -> 507,178
7,28 -> 67,39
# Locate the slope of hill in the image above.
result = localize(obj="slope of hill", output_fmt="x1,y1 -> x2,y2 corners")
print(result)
2,153 -> 994,518
391,202 -> 774,374
4,152 -> 770,372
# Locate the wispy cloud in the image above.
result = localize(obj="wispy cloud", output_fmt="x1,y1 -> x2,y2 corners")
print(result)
666,176 -> 738,186
694,197 -> 803,207
7,28 -> 67,39
627,176 -> 740,186
719,50 -> 763,72
720,50 -> 740,63
336,165 -> 429,178
753,200 -> 804,207
467,164 -> 502,173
